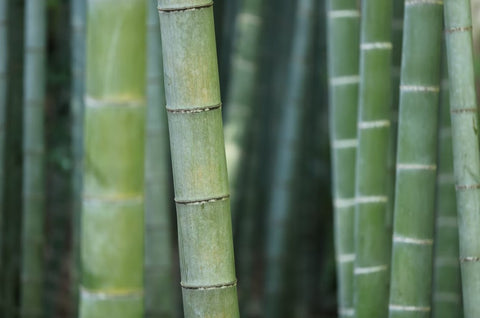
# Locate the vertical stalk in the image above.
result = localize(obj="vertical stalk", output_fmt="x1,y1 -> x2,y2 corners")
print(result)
353,0 -> 393,316
326,0 -> 360,316
432,53 -> 463,318
70,0 -> 85,312
444,0 -> 480,316
263,0 -> 315,316
0,0 -> 7,286
388,0 -> 443,317
157,1 -> 239,316
79,0 -> 146,315
144,0 -> 174,317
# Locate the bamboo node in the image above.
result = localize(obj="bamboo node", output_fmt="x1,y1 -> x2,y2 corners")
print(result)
356,196 -> 388,204
460,256 -> 480,263
405,0 -> 443,6
237,13 -> 262,26
330,75 -> 360,86
328,10 -> 360,19
175,194 -> 229,205
396,163 -> 437,170
360,42 -> 392,50
450,107 -> 478,114
158,2 -> 213,12
400,85 -> 440,93
332,139 -> 357,149
393,235 -> 433,245
334,198 -> 356,208
354,265 -> 388,275
336,254 -> 355,263
445,25 -> 472,33
389,305 -> 431,312
181,279 -> 237,290
455,183 -> 480,191
434,292 -> 461,303
166,103 -> 222,114
358,120 -> 390,129
435,257 -> 459,267
80,286 -> 144,300
338,308 -> 355,316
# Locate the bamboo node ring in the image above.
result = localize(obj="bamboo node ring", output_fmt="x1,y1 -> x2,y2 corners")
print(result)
158,1 -> 214,12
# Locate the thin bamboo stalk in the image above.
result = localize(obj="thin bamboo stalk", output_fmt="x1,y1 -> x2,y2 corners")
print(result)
326,0 -> 360,316
353,0 -> 393,315
443,0 -> 480,316
144,0 -> 174,317
263,0 -> 315,316
432,52 -> 463,318
388,1 -> 443,317
79,0 -> 146,315
157,1 -> 239,316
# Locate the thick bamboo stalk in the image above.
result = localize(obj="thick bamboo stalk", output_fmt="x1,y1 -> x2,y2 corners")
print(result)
79,0 -> 146,315
326,0 -> 360,316
20,0 -> 47,314
263,0 -> 315,317
388,1 -> 443,317
443,0 -> 480,316
144,0 -> 174,317
157,1 -> 239,316
70,0 -> 85,312
432,54 -> 463,318
353,0 -> 393,316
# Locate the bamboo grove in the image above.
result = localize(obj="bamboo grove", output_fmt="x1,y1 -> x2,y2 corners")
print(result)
2,0 -> 480,317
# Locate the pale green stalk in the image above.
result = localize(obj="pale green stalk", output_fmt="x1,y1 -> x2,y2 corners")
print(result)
79,0 -> 146,315
144,0 -> 174,317
157,1 -> 239,316
326,0 -> 360,316
353,0 -> 393,315
444,0 -> 480,316
388,1 -> 443,317
432,54 -> 463,318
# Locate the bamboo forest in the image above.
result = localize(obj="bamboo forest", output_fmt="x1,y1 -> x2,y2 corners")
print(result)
3,0 -> 480,317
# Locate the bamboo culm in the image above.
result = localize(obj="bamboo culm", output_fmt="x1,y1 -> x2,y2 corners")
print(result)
432,52 -> 463,318
144,0 -> 175,316
20,0 -> 46,315
388,1 -> 443,317
263,0 -> 315,316
444,0 -> 480,316
326,0 -> 360,316
70,0 -> 86,311
79,0 -> 146,315
157,1 -> 239,316
353,0 -> 393,315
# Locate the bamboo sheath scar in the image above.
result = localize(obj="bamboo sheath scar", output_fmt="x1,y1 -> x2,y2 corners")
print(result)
157,1 -> 239,316
326,0 -> 360,316
20,0 -> 46,315
444,0 -> 480,316
353,0 -> 393,315
79,0 -> 146,315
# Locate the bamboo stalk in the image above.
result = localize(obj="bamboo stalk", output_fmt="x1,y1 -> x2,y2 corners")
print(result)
144,0 -> 175,317
157,1 -> 239,316
70,0 -> 85,312
326,0 -> 360,316
353,0 -> 393,315
79,0 -> 146,315
388,1 -> 443,317
443,0 -> 480,316
263,0 -> 315,316
432,53 -> 463,318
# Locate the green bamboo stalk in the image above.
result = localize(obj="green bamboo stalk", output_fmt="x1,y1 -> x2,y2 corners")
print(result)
326,0 -> 360,316
79,0 -> 146,315
432,53 -> 463,318
263,0 -> 315,317
144,0 -> 174,317
157,1 -> 239,316
70,0 -> 85,312
443,0 -> 480,316
223,0 -> 265,227
388,1 -> 443,317
353,0 -> 393,315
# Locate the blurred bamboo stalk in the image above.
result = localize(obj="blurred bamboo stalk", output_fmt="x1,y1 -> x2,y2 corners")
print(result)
432,52 -> 463,318
157,1 -> 239,316
444,0 -> 480,316
144,0 -> 175,316
353,0 -> 393,316
388,0 -> 443,316
326,0 -> 360,316
79,0 -> 146,314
